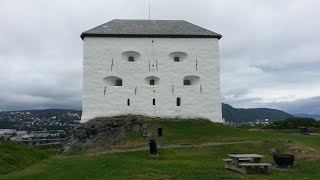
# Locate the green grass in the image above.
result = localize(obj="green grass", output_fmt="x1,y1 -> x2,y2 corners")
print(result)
121,120 -> 320,150
151,120 -> 264,143
1,120 -> 320,179
2,141 -> 320,179
122,120 -> 260,144
0,141 -> 56,175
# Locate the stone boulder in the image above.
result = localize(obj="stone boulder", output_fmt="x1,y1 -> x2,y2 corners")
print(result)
59,115 -> 158,154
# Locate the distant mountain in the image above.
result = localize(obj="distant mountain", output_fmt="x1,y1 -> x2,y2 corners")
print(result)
8,109 -> 81,113
222,103 -> 293,123
293,113 -> 320,120
3,106 -> 294,123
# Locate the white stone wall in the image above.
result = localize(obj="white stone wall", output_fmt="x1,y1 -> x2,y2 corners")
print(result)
81,37 -> 223,123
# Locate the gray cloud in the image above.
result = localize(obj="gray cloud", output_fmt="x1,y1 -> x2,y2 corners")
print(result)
0,0 -> 319,114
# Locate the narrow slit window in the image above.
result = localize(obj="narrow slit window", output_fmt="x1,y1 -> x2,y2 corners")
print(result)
128,56 -> 134,62
150,79 -> 155,85
153,99 -> 156,105
127,99 -> 130,106
174,57 -> 180,62
184,80 -> 191,85
115,79 -> 122,86
177,97 -> 181,106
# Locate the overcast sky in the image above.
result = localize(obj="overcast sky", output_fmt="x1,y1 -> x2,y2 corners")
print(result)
0,0 -> 319,114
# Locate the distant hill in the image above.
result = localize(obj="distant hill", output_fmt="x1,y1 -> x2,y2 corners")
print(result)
222,103 -> 293,123
2,106 -> 295,124
293,113 -> 320,120
8,109 -> 81,113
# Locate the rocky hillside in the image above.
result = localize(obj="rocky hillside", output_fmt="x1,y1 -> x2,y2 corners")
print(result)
60,115 -> 160,153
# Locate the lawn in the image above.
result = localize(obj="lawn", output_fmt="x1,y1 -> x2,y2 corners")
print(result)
1,120 -> 320,179
0,141 -> 55,175
118,120 -> 320,151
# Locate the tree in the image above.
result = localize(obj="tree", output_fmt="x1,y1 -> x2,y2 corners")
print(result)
271,117 -> 317,129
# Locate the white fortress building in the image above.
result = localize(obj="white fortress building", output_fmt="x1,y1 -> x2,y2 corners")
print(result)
80,19 -> 223,123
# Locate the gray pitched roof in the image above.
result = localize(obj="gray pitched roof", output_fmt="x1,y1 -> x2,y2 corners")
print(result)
80,19 -> 222,40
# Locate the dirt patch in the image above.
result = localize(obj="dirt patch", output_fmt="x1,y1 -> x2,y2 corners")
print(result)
286,144 -> 320,161
271,165 -> 299,171
248,128 -> 261,132
114,140 -> 147,149
309,133 -> 320,136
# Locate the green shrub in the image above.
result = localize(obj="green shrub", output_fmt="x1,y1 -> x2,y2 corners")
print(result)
270,117 -> 318,129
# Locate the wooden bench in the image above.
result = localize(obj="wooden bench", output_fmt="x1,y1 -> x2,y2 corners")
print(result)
238,163 -> 271,174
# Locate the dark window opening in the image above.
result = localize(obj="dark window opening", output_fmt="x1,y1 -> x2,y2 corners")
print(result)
128,56 -> 134,62
177,97 -> 181,106
174,57 -> 180,62
115,79 -> 122,86
127,99 -> 130,106
150,79 -> 155,85
184,80 -> 191,85
153,99 -> 156,105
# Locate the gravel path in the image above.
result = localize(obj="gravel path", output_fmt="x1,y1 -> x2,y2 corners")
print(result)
88,140 -> 256,156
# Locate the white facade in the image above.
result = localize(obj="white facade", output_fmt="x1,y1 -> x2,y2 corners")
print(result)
81,37 -> 222,123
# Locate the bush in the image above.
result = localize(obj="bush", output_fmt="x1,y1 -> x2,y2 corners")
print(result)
270,117 -> 318,129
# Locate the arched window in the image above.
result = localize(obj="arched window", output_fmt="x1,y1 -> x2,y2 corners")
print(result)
170,52 -> 187,62
177,97 -> 181,106
115,79 -> 122,86
128,56 -> 134,62
127,99 -> 130,106
122,51 -> 140,62
184,80 -> 191,85
145,76 -> 159,85
150,79 -> 155,85
103,76 -> 123,86
183,76 -> 200,86
153,99 -> 156,105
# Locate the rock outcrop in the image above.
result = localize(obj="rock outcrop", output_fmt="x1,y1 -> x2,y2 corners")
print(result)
59,115 -> 158,154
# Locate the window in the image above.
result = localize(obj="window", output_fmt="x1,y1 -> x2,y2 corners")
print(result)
177,97 -> 181,106
122,51 -> 140,62
115,79 -> 122,86
153,99 -> 156,105
183,76 -> 200,86
184,80 -> 191,85
128,56 -> 134,62
145,76 -> 159,85
127,99 -> 130,106
104,76 -> 123,86
150,79 -> 155,85
170,52 -> 187,62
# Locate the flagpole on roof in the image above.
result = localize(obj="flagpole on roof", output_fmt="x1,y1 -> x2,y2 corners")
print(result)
149,0 -> 151,21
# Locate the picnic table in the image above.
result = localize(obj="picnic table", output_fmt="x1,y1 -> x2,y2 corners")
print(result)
223,154 -> 271,174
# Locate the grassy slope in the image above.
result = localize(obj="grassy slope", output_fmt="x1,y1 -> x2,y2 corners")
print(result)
120,120 -> 265,146
119,120 -> 320,150
0,141 -> 55,175
1,120 -> 320,179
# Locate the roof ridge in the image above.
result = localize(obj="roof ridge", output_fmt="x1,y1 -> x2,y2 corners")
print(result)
80,19 -> 222,40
